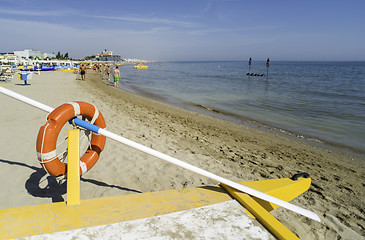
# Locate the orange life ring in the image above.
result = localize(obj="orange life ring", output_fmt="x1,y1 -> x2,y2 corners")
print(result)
36,101 -> 106,177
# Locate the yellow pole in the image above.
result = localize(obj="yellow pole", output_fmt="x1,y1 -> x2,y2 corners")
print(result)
221,183 -> 300,240
67,129 -> 81,206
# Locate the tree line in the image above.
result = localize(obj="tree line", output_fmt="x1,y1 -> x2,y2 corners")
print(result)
56,51 -> 69,59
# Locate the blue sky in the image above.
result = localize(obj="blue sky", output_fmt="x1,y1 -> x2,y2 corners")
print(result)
0,0 -> 364,61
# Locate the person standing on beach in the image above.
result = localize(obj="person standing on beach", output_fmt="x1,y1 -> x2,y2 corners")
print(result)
113,66 -> 120,87
80,64 -> 86,81
105,65 -> 111,81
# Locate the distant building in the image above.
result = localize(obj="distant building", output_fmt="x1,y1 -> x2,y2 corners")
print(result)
95,49 -> 121,62
102,49 -> 113,55
124,58 -> 149,63
0,53 -> 17,64
42,52 -> 56,59
13,49 -> 55,59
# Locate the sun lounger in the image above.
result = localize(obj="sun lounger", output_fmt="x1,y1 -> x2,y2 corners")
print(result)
0,66 -> 14,82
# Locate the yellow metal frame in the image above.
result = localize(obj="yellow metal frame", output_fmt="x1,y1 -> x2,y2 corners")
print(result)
66,129 -> 80,206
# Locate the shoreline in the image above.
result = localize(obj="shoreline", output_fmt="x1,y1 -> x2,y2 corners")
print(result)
178,101 -> 365,159
118,76 -> 365,159
1,70 -> 364,239
116,62 -> 365,156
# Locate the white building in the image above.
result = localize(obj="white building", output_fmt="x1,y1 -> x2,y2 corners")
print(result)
13,49 -> 55,59
42,52 -> 56,59
102,49 -> 113,55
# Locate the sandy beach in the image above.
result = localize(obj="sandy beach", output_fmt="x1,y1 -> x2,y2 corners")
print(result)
0,70 -> 364,239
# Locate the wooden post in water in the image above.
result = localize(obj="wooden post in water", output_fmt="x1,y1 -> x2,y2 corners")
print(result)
249,57 -> 252,73
266,58 -> 270,79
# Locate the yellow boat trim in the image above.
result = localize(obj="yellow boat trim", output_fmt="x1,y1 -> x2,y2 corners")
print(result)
18,65 -> 34,70
0,177 -> 310,239
134,64 -> 148,69
60,69 -> 75,73
0,186 -> 230,239
240,177 -> 311,212
221,183 -> 304,240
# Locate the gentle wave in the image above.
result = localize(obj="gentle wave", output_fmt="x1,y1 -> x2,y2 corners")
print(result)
117,61 -> 365,154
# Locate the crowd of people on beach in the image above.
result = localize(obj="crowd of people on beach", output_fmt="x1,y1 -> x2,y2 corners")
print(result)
78,63 -> 121,88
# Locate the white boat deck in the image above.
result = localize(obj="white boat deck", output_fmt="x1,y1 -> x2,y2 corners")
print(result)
22,200 -> 274,240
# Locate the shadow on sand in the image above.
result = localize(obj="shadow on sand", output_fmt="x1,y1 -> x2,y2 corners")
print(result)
0,158 -> 141,203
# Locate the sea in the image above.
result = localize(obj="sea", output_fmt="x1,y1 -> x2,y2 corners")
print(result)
116,61 -> 365,155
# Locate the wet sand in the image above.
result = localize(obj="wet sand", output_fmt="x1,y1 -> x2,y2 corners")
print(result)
0,70 -> 364,239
